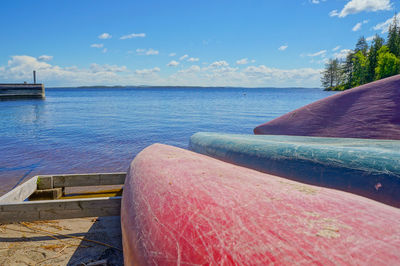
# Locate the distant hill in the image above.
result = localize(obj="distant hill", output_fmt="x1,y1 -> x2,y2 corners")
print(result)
47,85 -> 321,89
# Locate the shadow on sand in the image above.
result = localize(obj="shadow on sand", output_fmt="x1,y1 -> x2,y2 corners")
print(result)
67,216 -> 123,266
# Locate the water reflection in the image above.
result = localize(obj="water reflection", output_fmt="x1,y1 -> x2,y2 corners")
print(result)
0,88 -> 334,196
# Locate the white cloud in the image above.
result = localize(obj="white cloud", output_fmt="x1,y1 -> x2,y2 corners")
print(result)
243,65 -> 321,83
332,46 -> 341,51
352,20 -> 369,31
366,35 -> 375,41
6,55 -> 51,71
38,55 -> 53,61
330,0 -> 392,18
278,45 -> 288,51
102,48 -> 108,53
307,50 -> 327,57
177,65 -> 201,74
167,60 -> 179,67
120,33 -> 146,40
169,53 -> 176,57
188,57 -> 199,62
374,13 -> 400,33
0,55 -> 138,86
90,63 -> 127,73
251,59 -> 256,63
352,22 -> 363,31
179,54 -> 189,61
236,58 -> 249,65
210,60 -> 229,67
329,10 -> 339,17
135,67 -> 160,75
0,55 -> 323,87
334,49 -> 352,60
136,48 -> 159,55
310,0 -> 327,3
309,58 -> 330,65
91,43 -> 104,48
98,33 -> 112,39
146,49 -> 159,55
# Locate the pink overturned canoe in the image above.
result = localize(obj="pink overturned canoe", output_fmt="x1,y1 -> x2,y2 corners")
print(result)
121,144 -> 400,265
254,75 -> 400,139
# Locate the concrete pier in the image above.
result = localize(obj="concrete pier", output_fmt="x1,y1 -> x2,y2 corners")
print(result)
0,84 -> 45,100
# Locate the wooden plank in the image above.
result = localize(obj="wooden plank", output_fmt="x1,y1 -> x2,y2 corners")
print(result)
36,175 -> 53,190
0,176 -> 38,204
52,173 -> 126,188
29,188 -> 63,201
0,197 -> 121,224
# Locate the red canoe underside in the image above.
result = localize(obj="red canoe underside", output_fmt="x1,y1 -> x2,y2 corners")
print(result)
254,74 -> 400,140
121,144 -> 400,265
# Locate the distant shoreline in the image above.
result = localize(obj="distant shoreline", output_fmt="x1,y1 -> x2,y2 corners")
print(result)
47,85 -> 322,90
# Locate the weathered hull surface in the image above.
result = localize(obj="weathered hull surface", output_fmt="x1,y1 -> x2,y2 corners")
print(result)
121,144 -> 400,265
189,132 -> 400,208
254,75 -> 400,140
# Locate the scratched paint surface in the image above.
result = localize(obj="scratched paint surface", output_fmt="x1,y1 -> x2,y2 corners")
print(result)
254,74 -> 400,140
190,132 -> 400,207
121,144 -> 400,265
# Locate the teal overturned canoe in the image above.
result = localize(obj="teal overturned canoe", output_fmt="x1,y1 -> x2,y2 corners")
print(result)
189,132 -> 400,207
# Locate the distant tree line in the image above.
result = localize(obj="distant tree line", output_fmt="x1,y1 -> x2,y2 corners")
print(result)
321,17 -> 400,90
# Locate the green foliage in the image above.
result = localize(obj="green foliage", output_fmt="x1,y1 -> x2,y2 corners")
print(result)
352,51 -> 367,87
321,59 -> 340,89
366,35 -> 384,82
321,15 -> 400,90
387,15 -> 400,57
375,46 -> 400,79
341,52 -> 354,90
355,36 -> 368,56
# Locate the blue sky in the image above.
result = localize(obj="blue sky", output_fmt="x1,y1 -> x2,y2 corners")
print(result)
0,0 -> 396,87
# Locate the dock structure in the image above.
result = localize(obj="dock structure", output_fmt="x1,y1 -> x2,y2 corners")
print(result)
0,172 -> 125,265
0,172 -> 125,224
0,83 -> 45,100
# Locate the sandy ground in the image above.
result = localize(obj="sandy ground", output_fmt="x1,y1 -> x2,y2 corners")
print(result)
0,216 -> 123,266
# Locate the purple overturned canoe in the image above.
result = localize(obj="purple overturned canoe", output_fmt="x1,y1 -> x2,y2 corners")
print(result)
254,75 -> 400,140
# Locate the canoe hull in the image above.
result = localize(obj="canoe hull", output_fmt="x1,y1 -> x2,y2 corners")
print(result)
189,132 -> 400,207
121,144 -> 400,265
254,74 -> 400,140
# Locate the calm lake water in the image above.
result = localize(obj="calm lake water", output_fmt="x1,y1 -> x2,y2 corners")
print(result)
0,87 -> 335,195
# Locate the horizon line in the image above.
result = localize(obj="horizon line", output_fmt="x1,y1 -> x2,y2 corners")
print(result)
47,85 -> 323,89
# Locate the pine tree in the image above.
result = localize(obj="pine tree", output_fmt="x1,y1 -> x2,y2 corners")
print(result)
355,36 -> 368,57
321,59 -> 334,89
387,14 -> 400,57
320,14 -> 400,90
342,52 -> 354,89
321,59 -> 341,90
332,59 -> 341,87
366,35 -> 384,82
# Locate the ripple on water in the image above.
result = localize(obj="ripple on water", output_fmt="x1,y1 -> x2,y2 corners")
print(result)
0,87 -> 334,195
